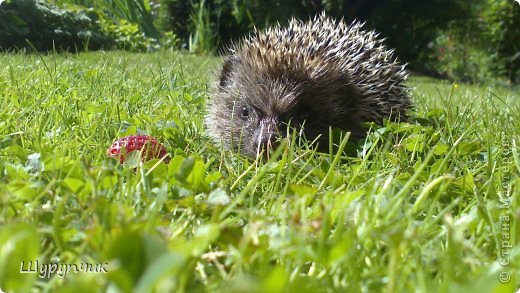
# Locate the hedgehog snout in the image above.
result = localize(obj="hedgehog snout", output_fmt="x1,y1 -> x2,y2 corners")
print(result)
253,117 -> 280,156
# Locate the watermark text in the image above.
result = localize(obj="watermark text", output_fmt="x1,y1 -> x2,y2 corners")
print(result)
20,260 -> 108,279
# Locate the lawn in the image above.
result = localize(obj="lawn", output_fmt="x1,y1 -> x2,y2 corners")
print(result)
0,51 -> 518,292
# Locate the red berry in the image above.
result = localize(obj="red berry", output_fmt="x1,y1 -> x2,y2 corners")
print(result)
107,135 -> 170,164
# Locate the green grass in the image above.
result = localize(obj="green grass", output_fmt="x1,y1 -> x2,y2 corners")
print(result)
0,51 -> 519,292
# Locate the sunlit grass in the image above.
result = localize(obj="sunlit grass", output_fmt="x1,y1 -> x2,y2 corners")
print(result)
0,51 -> 518,292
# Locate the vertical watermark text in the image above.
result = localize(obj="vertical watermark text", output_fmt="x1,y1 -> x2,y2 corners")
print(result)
498,158 -> 512,284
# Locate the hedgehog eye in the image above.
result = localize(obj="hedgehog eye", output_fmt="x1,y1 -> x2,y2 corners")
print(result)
240,106 -> 250,119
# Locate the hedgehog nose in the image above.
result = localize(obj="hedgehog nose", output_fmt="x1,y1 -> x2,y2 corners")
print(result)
254,131 -> 278,151
254,118 -> 280,155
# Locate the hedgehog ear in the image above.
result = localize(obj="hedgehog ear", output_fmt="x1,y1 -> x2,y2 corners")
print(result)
219,56 -> 239,88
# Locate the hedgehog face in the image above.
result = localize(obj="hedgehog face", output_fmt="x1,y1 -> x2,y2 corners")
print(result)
212,56 -> 310,157
226,82 -> 297,157
210,55 -> 344,157
229,101 -> 279,157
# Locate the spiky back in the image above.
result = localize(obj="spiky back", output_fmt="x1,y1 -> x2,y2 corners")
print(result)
232,14 -> 410,121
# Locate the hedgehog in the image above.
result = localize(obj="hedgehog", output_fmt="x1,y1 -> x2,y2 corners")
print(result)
206,14 -> 411,158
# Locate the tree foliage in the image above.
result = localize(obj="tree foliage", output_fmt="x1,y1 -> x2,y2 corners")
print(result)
482,0 -> 520,82
0,0 -> 112,51
0,0 -> 178,52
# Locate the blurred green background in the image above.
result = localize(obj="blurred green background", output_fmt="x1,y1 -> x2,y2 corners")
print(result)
1,0 -> 519,83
